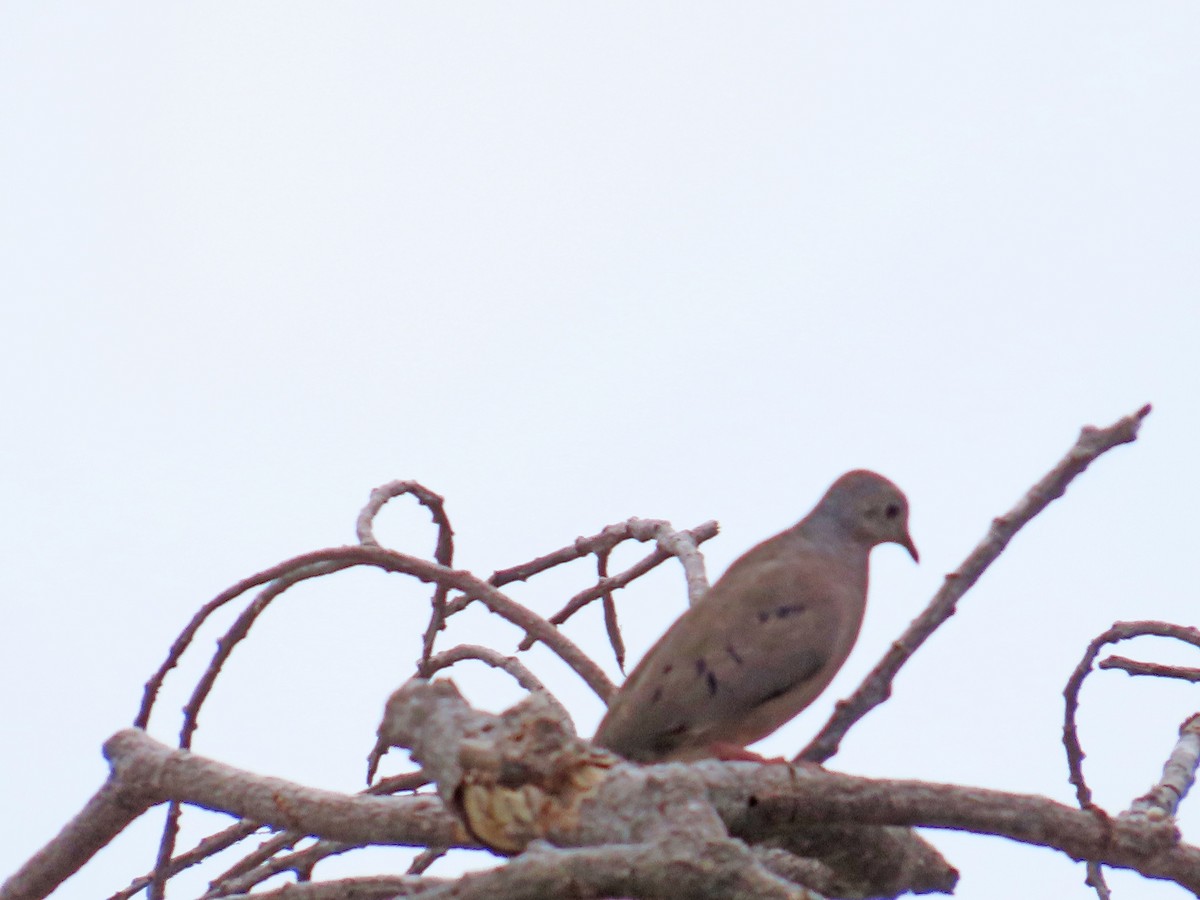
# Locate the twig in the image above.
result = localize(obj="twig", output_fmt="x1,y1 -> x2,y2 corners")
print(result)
353,480 -> 456,674
134,559 -> 354,730
422,644 -> 552,697
407,846 -> 448,875
151,565 -> 338,897
506,519 -> 719,652
1099,656 -> 1200,682
800,403 -> 1152,764
203,772 -> 432,898
597,549 -> 626,672
216,876 -> 447,900
206,838 -> 366,898
1123,714 -> 1200,821
486,518 -> 717,592
107,819 -> 263,900
1063,620 -> 1200,810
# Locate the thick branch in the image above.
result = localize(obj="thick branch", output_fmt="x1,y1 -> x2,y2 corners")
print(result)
378,679 -> 953,897
702,762 -> 1196,892
406,838 -> 817,900
1,776 -> 157,900
21,723 -> 1200,900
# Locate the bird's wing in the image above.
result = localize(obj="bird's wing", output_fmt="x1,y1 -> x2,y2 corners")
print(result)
596,551 -> 858,761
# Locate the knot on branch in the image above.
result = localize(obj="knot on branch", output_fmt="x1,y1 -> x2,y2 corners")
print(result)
375,679 -> 616,854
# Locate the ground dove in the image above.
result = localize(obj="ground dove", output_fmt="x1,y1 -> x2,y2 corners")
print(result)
593,470 -> 917,762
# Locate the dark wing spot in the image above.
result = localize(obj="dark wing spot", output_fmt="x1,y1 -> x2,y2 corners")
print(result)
695,658 -> 707,675
725,644 -> 744,665
885,503 -> 901,519
757,610 -> 771,624
661,663 -> 674,675
706,671 -> 718,695
756,684 -> 792,705
775,604 -> 807,619
748,653 -> 827,710
651,687 -> 663,704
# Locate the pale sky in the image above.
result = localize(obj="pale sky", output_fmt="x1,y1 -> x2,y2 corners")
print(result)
2,4 -> 1199,898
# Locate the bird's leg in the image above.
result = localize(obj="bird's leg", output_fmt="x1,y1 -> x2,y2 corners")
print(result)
706,742 -> 827,769
707,742 -> 790,763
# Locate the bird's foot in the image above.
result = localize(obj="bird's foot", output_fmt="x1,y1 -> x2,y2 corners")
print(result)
707,742 -> 790,763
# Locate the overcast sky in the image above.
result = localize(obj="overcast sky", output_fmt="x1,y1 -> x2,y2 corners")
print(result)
3,4 -> 1198,898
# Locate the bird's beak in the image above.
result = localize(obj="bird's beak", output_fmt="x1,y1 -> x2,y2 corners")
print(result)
900,532 -> 919,563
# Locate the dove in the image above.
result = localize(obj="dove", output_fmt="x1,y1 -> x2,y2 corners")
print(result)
593,470 -> 917,763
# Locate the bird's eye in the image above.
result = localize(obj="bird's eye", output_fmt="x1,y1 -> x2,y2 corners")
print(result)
885,503 -> 901,519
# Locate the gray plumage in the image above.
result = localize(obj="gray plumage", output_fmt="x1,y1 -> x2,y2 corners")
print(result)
593,470 -> 917,762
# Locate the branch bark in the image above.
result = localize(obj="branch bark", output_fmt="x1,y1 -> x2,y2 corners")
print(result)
801,403 -> 1151,764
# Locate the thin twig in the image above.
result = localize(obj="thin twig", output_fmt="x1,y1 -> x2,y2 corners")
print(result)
134,560 -> 354,730
800,403 -> 1152,764
487,518 -> 717,590
1099,656 -> 1200,682
422,644 -> 552,697
203,772 -> 431,898
151,566 -> 336,897
216,875 -> 445,900
597,548 -> 626,672
407,846 -> 449,876
1063,620 -> 1200,810
107,820 -> 263,900
353,480 -> 456,675
506,519 -> 720,652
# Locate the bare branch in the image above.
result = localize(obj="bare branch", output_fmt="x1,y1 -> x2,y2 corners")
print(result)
705,763 -> 1195,893
355,480 -> 454,558
196,771 -> 432,898
150,545 -> 616,702
1124,714 -> 1200,822
1099,656 -> 1200,682
217,876 -> 448,900
510,519 -> 719,653
108,819 -> 262,900
205,837 -> 366,898
1063,620 -> 1200,811
2,776 -> 157,900
151,566 -> 338,897
800,403 -> 1152,765
377,679 -> 954,896
596,549 -> 626,672
27,720 -> 1200,900
133,558 -> 355,731
423,644 -> 554,698
406,838 -> 817,900
353,479 -> 456,675
407,846 -> 449,875
487,518 -> 718,593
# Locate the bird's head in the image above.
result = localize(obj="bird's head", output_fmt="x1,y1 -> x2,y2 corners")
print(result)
820,469 -> 919,562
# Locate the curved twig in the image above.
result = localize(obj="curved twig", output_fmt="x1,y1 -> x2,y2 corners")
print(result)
1063,620 -> 1200,810
505,519 -> 720,653
353,480 -> 456,674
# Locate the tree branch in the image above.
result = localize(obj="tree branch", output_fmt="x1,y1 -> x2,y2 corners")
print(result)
800,403 -> 1152,764
1099,656 -> 1200,682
